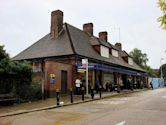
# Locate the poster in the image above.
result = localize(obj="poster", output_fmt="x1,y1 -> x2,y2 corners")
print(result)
50,73 -> 56,84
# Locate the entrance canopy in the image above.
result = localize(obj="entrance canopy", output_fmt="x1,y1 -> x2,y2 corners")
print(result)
75,63 -> 147,76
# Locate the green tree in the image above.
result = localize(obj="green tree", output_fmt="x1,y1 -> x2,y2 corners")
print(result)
159,63 -> 166,78
129,48 -> 148,67
143,65 -> 156,77
0,45 -> 34,101
130,48 -> 156,76
0,45 -> 9,60
158,0 -> 166,29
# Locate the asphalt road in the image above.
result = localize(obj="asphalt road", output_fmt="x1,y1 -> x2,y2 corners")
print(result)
0,88 -> 166,125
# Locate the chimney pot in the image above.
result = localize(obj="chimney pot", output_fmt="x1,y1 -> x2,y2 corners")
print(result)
83,23 -> 93,36
99,31 -> 108,42
50,10 -> 63,39
115,43 -> 122,50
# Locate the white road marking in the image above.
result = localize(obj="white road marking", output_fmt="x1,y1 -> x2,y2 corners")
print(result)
115,121 -> 126,125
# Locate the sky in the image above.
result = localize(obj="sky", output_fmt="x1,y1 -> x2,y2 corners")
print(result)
0,0 -> 166,69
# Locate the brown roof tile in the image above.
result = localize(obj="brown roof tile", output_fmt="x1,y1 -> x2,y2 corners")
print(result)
13,23 -> 145,72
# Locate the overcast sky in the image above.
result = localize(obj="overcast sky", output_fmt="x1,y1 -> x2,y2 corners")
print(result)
0,0 -> 165,68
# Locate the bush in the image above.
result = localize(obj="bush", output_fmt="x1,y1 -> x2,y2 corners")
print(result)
0,45 -> 42,102
29,78 -> 42,101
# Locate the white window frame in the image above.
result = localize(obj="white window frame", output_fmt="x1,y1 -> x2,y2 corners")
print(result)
128,57 -> 133,65
32,62 -> 42,73
112,49 -> 118,57
100,45 -> 109,58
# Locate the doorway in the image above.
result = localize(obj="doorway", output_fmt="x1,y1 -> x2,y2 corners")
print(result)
61,70 -> 68,94
122,74 -> 127,89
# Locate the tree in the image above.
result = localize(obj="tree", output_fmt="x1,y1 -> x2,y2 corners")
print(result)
0,45 -> 42,101
0,45 -> 33,101
143,65 -> 156,77
158,0 -> 166,29
129,48 -> 148,67
0,45 -> 9,60
130,48 -> 156,76
160,63 -> 166,78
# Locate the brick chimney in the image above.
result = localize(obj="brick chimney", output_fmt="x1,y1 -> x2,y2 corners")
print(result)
115,43 -> 122,50
99,31 -> 108,42
50,10 -> 63,39
83,23 -> 93,36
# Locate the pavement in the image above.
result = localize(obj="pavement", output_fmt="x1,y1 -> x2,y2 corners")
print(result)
0,88 -> 166,125
0,89 -> 144,117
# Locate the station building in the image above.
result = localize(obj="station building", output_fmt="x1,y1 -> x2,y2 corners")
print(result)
13,10 -> 147,97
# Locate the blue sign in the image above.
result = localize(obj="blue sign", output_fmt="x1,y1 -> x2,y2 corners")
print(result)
50,73 -> 56,84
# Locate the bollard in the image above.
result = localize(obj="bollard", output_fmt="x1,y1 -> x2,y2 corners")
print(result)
81,87 -> 85,101
114,84 -> 120,93
99,85 -> 102,98
70,88 -> 73,103
117,85 -> 120,93
91,88 -> 94,99
56,89 -> 60,106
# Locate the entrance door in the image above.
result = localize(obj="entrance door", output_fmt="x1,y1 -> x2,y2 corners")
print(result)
122,74 -> 127,89
61,70 -> 68,94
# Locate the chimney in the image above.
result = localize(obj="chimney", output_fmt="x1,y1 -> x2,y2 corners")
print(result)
99,31 -> 108,42
115,43 -> 122,50
83,23 -> 93,36
50,10 -> 63,39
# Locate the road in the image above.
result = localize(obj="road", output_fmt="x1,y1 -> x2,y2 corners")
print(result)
0,88 -> 166,125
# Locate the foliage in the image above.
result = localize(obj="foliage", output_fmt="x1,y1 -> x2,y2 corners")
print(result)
129,48 -> 148,67
142,65 -> 157,77
12,61 -> 32,100
159,63 -> 166,78
158,0 -> 166,29
130,48 -> 156,77
0,45 -> 9,60
30,78 -> 42,100
0,45 -> 42,101
0,59 -> 32,99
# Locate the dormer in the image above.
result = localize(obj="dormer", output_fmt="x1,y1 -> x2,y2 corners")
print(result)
128,57 -> 133,65
98,31 -> 110,58
111,49 -> 119,57
107,43 -> 119,57
100,45 -> 109,58
119,50 -> 134,65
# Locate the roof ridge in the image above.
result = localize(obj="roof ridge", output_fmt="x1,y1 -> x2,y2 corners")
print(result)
65,23 -> 76,54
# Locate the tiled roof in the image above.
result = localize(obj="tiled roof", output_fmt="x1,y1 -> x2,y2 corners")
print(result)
13,23 -> 145,72
13,25 -> 74,60
67,23 -> 144,72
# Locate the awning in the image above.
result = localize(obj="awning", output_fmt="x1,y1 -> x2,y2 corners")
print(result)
75,63 -> 147,76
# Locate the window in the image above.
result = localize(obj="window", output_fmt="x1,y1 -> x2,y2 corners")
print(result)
32,62 -> 42,72
128,57 -> 133,65
100,45 -> 109,58
112,49 -> 118,57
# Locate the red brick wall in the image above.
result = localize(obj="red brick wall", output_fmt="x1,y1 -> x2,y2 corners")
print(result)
44,60 -> 73,92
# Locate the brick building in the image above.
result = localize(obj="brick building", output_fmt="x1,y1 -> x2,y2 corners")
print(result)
13,10 -> 147,98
